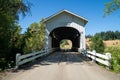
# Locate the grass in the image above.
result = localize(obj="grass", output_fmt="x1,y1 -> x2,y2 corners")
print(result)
103,40 -> 120,47
104,46 -> 120,72
86,39 -> 120,72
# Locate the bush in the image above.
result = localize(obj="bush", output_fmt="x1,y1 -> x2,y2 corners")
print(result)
0,58 -> 6,70
104,46 -> 120,72
0,57 -> 15,71
90,34 -> 105,53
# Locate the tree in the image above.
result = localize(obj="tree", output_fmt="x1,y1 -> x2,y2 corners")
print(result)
90,34 -> 105,53
0,0 -> 30,54
115,30 -> 120,39
8,24 -> 23,66
94,30 -> 120,40
104,0 -> 120,15
0,0 -> 31,70
0,0 -> 30,31
23,20 -> 45,53
86,34 -> 93,38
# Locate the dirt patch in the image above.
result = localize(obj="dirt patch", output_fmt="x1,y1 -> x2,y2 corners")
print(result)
0,71 -> 7,80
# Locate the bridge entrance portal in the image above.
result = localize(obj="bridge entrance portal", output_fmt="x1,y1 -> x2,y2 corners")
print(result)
49,27 -> 80,51
43,10 -> 88,52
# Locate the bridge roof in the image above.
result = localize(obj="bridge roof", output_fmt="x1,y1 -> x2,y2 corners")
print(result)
44,10 -> 88,25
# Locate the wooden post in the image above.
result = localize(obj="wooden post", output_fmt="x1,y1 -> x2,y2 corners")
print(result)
105,53 -> 111,69
15,53 -> 21,69
32,51 -> 35,62
92,50 -> 96,62
83,50 -> 87,56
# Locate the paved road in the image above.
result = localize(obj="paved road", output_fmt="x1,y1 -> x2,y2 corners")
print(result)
2,52 -> 120,80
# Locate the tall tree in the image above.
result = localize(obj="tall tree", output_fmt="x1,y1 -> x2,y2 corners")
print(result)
0,0 -> 31,69
95,30 -> 120,40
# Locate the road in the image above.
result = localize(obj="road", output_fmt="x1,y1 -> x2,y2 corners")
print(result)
2,51 -> 120,80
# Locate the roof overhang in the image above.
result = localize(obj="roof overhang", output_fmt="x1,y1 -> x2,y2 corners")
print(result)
43,10 -> 88,26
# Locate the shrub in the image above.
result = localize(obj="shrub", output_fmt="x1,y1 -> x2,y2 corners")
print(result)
90,34 -> 105,53
0,58 -> 6,70
104,46 -> 120,72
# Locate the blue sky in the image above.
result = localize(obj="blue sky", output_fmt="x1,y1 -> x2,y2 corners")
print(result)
19,0 -> 120,35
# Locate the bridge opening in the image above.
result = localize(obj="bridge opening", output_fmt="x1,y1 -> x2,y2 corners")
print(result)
60,39 -> 72,51
49,27 -> 80,51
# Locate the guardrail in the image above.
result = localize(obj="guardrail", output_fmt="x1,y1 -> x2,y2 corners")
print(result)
82,50 -> 111,68
15,48 -> 56,69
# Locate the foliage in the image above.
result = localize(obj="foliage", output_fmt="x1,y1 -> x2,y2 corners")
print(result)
86,34 -> 93,38
104,0 -> 120,16
60,39 -> 68,49
60,39 -> 72,49
23,20 -> 45,53
96,31 -> 120,40
104,46 -> 120,72
0,19 -> 45,70
86,30 -> 120,40
0,58 -> 6,70
90,34 -> 105,53
0,24 -> 23,70
0,0 -> 30,70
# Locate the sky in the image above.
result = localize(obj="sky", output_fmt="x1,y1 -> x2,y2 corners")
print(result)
19,0 -> 120,35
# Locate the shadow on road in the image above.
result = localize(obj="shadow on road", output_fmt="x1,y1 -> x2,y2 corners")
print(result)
17,51 -> 91,71
42,52 -> 90,63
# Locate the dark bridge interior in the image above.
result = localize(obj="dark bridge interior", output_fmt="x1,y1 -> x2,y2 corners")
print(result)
49,27 -> 80,50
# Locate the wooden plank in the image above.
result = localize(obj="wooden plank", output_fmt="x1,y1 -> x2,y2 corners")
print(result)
86,54 -> 96,60
19,56 -> 35,65
96,53 -> 109,60
86,54 -> 110,66
18,48 -> 56,66
87,51 -> 109,60
95,58 -> 110,66
19,51 -> 45,60
19,52 -> 49,65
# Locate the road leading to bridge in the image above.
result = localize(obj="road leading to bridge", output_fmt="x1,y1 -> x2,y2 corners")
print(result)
2,52 -> 120,80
